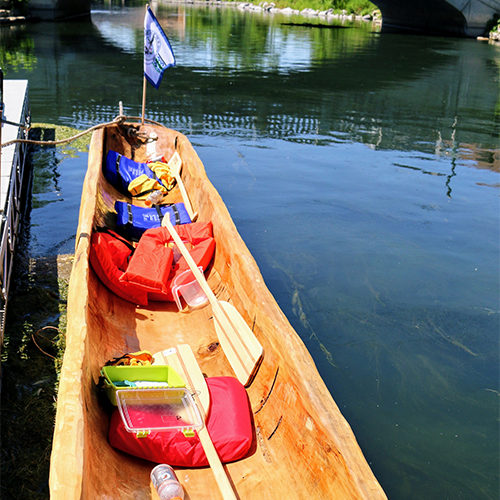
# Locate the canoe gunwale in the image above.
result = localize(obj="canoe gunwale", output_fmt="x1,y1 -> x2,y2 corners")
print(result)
49,128 -> 104,499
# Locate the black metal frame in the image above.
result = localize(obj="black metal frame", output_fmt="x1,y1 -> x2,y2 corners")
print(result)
0,67 -> 3,148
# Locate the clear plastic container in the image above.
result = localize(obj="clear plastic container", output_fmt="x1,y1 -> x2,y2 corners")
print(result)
171,267 -> 208,312
116,387 -> 203,436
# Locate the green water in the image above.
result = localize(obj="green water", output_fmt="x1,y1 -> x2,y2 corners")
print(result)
1,2 -> 499,498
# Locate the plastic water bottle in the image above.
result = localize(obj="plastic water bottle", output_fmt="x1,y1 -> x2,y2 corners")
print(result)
146,132 -> 158,159
145,190 -> 164,207
151,464 -> 185,500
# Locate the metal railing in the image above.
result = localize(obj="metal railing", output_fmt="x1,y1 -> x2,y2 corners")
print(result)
0,69 -> 30,344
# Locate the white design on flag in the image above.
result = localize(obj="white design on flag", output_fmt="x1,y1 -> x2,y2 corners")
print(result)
144,6 -> 175,89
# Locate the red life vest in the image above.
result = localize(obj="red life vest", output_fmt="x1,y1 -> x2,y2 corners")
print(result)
89,222 -> 215,306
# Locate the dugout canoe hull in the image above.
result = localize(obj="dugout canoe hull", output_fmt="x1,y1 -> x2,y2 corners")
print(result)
49,121 -> 387,500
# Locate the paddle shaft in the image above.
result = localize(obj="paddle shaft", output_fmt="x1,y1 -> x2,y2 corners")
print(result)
175,173 -> 196,220
155,346 -> 238,500
162,215 -> 263,386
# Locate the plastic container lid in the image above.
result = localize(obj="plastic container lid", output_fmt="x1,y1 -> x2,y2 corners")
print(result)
116,387 -> 203,436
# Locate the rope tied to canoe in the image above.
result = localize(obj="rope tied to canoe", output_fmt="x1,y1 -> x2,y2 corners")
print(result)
0,114 -> 166,149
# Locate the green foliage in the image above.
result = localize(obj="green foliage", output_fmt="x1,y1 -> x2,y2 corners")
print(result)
492,18 -> 500,33
31,123 -> 91,154
329,0 -> 377,15
1,255 -> 68,500
227,0 -> 377,15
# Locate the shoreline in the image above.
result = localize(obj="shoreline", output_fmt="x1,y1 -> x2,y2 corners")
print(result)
166,0 -> 382,22
0,0 -> 381,25
1,0 -> 498,41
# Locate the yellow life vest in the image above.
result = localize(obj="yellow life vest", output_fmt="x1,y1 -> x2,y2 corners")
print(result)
127,162 -> 176,199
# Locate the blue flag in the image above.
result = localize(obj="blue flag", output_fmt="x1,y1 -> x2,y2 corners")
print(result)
144,6 -> 175,89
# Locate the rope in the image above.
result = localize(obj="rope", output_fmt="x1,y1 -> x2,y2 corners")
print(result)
31,326 -> 61,360
0,114 -> 166,149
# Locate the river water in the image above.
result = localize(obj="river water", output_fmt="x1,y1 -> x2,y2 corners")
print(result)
1,2 -> 499,499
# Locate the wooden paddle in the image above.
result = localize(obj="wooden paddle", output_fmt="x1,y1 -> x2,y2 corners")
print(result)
168,151 -> 198,221
153,345 -> 238,500
162,215 -> 263,387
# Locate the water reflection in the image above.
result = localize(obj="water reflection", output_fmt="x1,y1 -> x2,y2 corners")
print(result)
0,25 -> 37,71
1,3 -> 499,500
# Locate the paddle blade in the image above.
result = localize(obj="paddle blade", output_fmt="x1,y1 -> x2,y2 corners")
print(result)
154,344 -> 210,414
168,151 -> 182,177
167,151 -> 197,220
214,301 -> 263,387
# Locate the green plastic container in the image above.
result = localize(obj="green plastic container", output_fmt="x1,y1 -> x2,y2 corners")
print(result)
101,365 -> 185,406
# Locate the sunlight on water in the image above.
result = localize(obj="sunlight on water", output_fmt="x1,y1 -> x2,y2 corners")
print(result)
1,3 -> 499,499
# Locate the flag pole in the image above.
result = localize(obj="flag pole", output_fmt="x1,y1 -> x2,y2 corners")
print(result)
141,4 -> 148,126
141,75 -> 147,125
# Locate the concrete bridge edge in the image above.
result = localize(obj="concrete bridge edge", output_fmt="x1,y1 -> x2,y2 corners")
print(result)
372,0 -> 500,37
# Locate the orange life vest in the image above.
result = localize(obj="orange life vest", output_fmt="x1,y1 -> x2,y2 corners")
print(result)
90,222 -> 215,306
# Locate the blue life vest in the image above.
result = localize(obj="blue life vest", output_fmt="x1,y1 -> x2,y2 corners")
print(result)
104,151 -> 171,197
115,201 -> 191,241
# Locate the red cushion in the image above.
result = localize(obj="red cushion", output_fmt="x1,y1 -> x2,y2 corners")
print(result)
89,230 -> 149,306
108,377 -> 253,467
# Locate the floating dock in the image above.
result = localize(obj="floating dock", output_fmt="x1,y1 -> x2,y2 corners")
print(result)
0,74 -> 30,343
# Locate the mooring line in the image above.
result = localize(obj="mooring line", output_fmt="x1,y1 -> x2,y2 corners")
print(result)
0,114 -> 167,149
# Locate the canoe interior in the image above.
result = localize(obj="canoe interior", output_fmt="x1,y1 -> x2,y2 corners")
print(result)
49,122 -> 387,499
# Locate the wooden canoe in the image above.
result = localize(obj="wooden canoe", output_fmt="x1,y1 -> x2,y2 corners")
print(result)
49,120 -> 387,500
